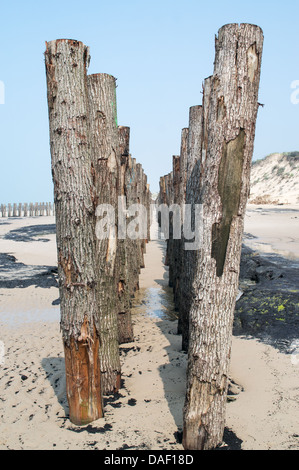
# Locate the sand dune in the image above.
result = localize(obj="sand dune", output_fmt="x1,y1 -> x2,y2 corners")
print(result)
249,152 -> 299,205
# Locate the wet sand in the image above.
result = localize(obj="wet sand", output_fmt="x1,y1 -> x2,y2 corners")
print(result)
0,207 -> 299,450
0,216 -> 186,450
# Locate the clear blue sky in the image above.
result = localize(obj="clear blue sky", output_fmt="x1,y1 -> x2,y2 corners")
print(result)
0,0 -> 298,201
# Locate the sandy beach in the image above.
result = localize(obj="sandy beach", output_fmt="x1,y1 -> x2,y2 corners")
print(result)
0,206 -> 299,450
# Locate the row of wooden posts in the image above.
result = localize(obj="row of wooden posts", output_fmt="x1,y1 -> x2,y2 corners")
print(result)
45,39 -> 151,427
0,202 -> 54,218
45,23 -> 264,450
158,24 -> 264,450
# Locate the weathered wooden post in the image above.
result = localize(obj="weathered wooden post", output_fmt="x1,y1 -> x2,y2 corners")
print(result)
183,23 -> 264,450
180,104 -> 203,352
135,163 -> 146,269
125,154 -> 141,295
45,39 -> 103,425
24,203 -> 28,217
146,183 -> 151,243
87,73 -> 122,395
174,128 -> 188,322
116,126 -> 134,344
165,158 -> 179,288
157,177 -> 164,228
141,170 -> 148,254
13,203 -> 17,217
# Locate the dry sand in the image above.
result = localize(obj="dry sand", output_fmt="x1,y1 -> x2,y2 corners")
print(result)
0,208 -> 299,450
244,204 -> 299,261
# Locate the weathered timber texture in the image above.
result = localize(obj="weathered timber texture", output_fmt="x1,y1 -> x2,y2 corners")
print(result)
167,158 -> 179,288
182,23 -> 264,450
175,128 -> 188,326
87,73 -> 122,395
45,39 -> 103,425
136,163 -> 146,269
180,104 -> 203,351
116,126 -> 134,344
125,154 -> 141,294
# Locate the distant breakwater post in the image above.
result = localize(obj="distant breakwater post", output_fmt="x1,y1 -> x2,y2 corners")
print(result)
0,202 -> 54,217
158,24 -> 264,450
45,39 -> 151,425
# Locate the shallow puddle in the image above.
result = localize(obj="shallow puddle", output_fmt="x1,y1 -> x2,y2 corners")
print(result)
131,285 -> 177,322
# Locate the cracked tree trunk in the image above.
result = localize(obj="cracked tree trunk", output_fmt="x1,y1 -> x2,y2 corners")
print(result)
87,73 -> 121,395
45,39 -> 103,425
136,163 -> 146,270
116,126 -> 134,344
125,155 -> 140,295
167,157 -> 179,289
175,128 -> 188,325
180,104 -> 203,352
183,23 -> 263,450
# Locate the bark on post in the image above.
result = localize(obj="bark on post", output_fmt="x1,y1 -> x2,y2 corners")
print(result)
180,104 -> 203,352
45,39 -> 103,425
141,171 -> 148,253
175,128 -> 188,321
157,177 -> 164,228
167,157 -> 179,288
87,73 -> 121,395
126,155 -> 141,294
116,125 -> 134,344
183,24 -> 264,450
146,183 -> 151,243
135,163 -> 146,269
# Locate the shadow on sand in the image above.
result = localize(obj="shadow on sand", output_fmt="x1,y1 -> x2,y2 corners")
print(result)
3,224 -> 56,243
138,238 -> 243,449
0,253 -> 58,289
41,357 -> 69,418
